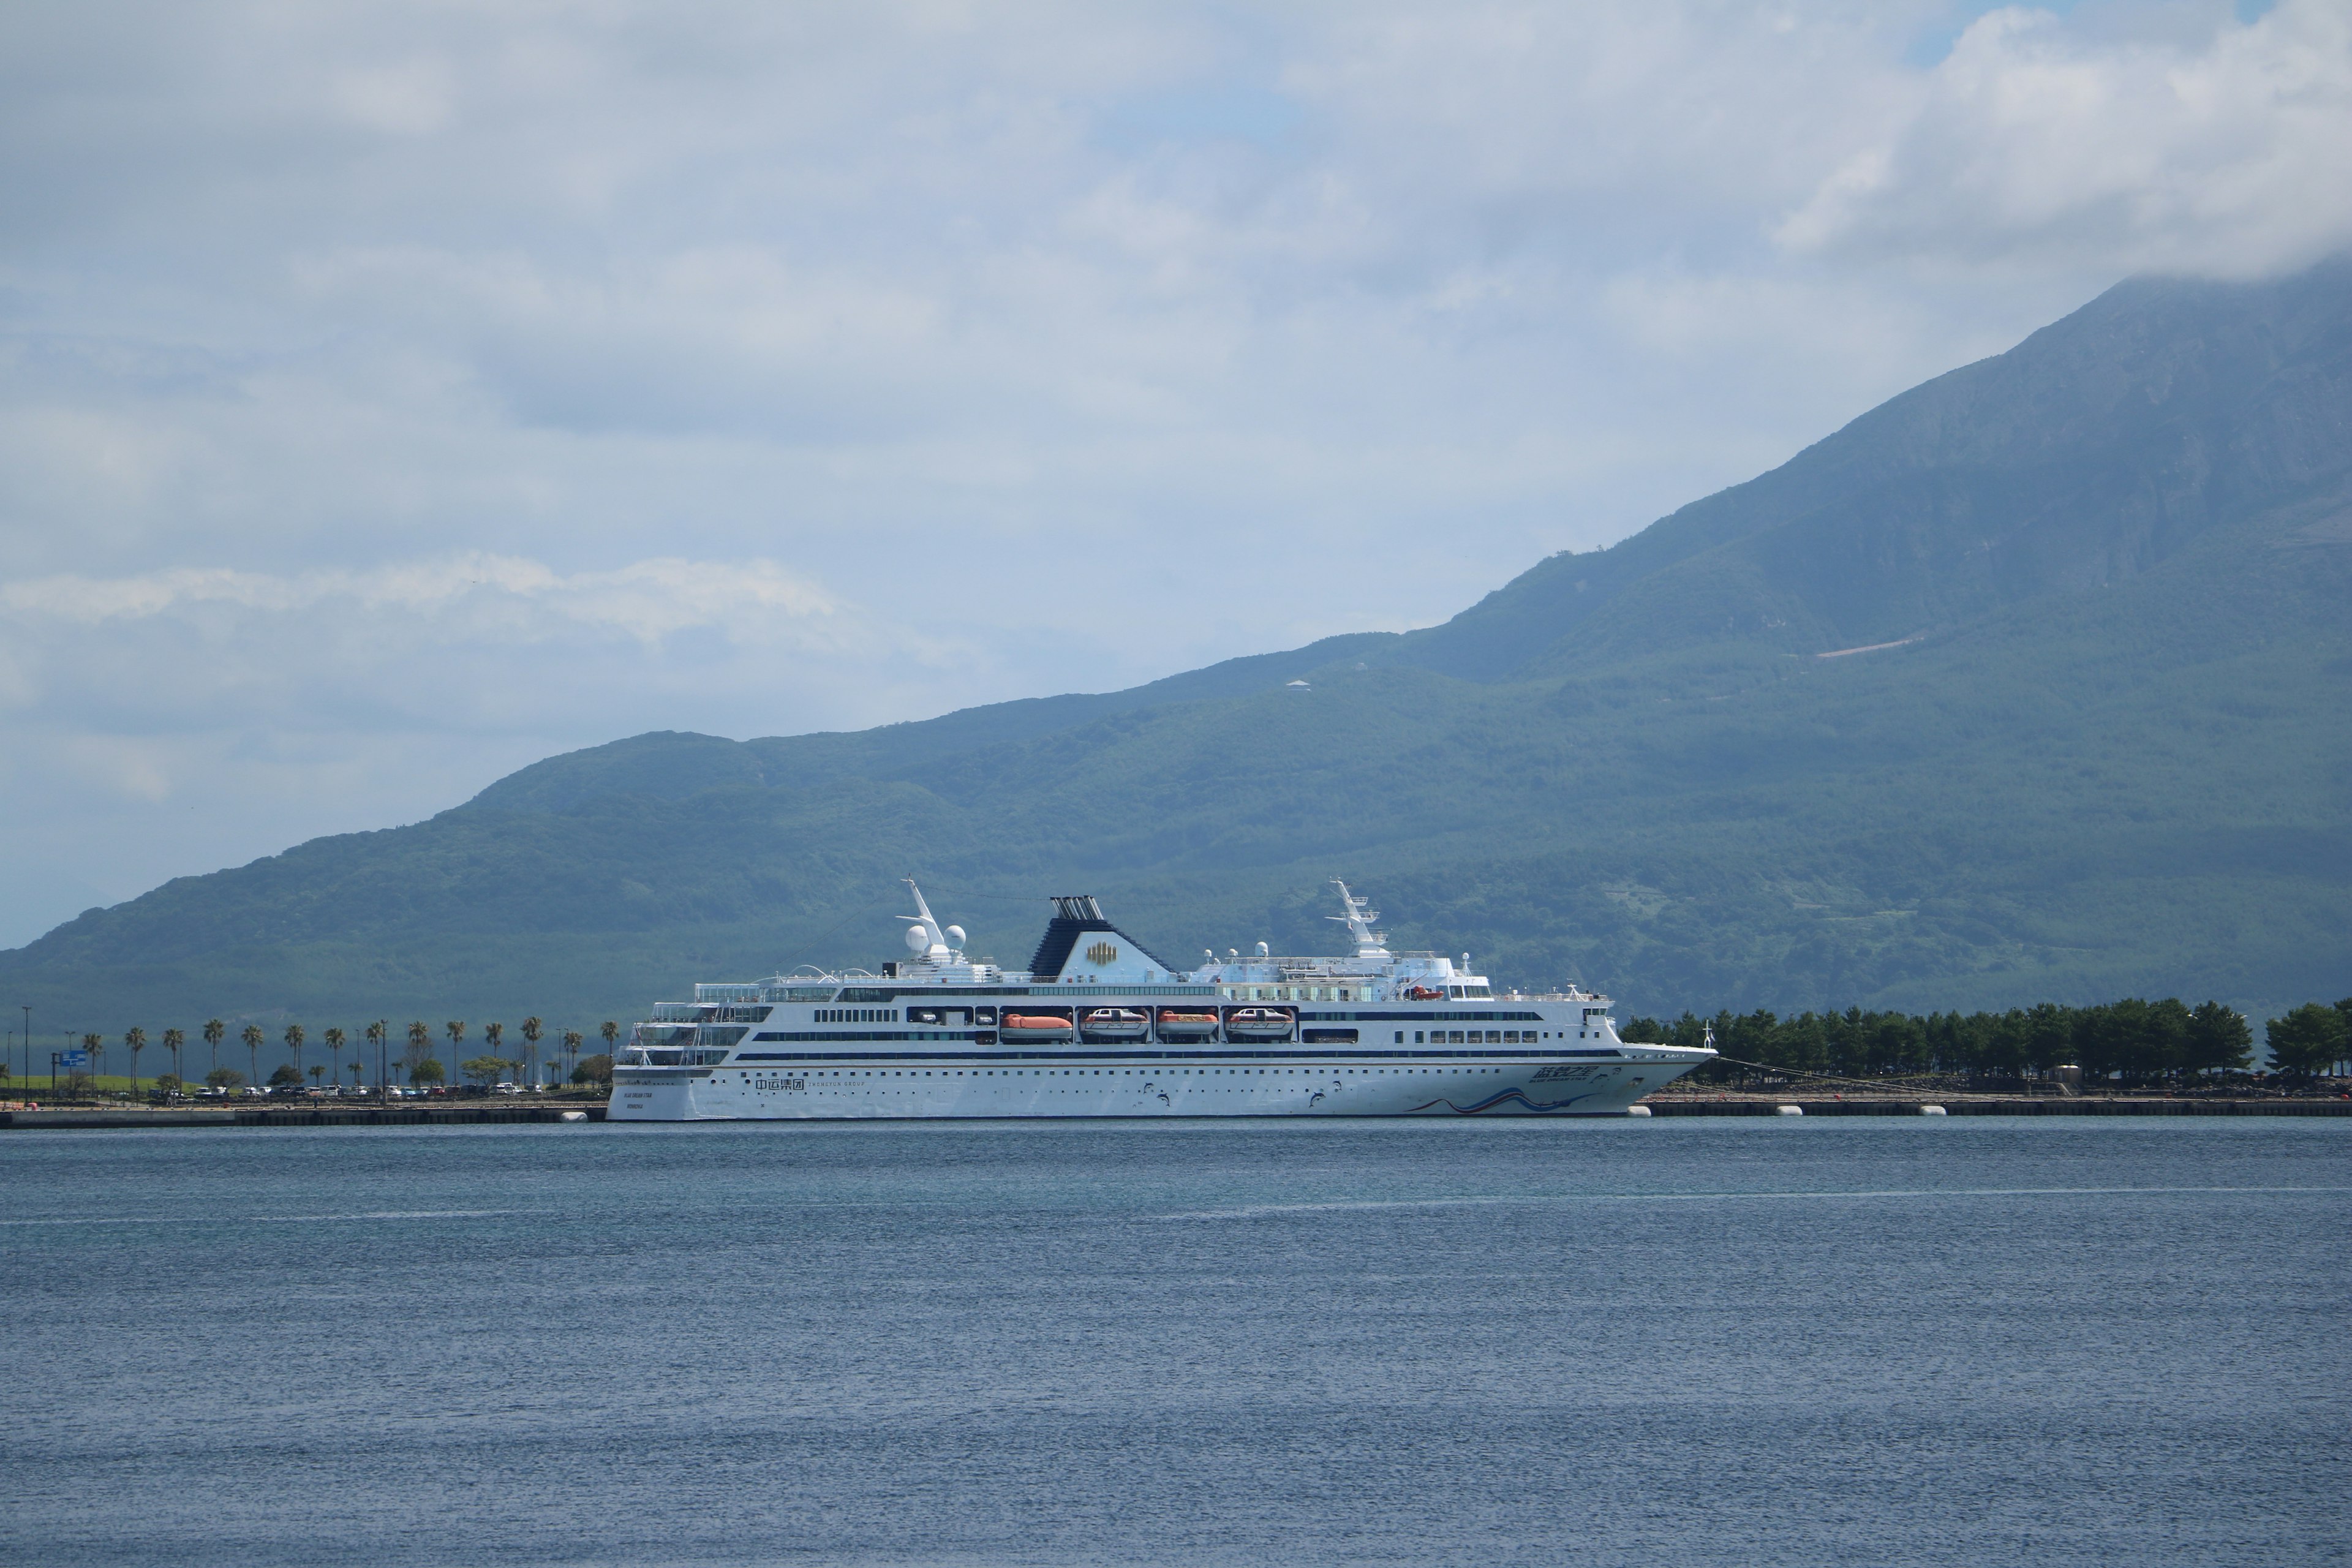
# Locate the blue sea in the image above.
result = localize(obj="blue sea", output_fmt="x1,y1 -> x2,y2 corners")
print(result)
2,1117 -> 2345,1566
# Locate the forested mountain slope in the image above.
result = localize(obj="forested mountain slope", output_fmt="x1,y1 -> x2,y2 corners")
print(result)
9,262 -> 2348,1036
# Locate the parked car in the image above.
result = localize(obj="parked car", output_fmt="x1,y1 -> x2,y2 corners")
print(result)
493,1081 -> 521,1096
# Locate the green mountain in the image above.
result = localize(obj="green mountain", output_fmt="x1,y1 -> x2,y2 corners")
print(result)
9,261 -> 2349,1042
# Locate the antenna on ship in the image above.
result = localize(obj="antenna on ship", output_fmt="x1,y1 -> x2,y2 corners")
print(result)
897,876 -> 963,961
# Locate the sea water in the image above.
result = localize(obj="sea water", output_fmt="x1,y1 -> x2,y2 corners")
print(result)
1,1117 -> 2344,1566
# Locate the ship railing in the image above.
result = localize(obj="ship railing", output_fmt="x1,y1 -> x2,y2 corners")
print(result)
762,982 -> 845,1002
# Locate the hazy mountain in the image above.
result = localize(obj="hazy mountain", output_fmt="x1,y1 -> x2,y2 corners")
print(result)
9,260 -> 2348,1041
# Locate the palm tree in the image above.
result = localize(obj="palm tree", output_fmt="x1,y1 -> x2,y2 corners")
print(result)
203,1019 -> 225,1080
241,1024 -> 264,1088
563,1030 -> 583,1088
521,1017 -> 543,1089
162,1028 -> 184,1094
366,1020 -> 387,1097
444,1020 -> 466,1077
483,1022 -> 504,1085
405,1019 -> 431,1084
601,1020 -> 619,1058
284,1023 -> 305,1089
125,1027 -> 147,1097
323,1027 -> 346,1091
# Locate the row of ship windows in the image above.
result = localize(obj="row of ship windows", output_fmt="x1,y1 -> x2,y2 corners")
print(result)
1219,986 -> 1356,1001
1406,1030 -> 1601,1043
750,1028 -> 1602,1046
1217,987 -> 1494,1001
729,1067 -> 1515,1080
815,1008 -> 897,1024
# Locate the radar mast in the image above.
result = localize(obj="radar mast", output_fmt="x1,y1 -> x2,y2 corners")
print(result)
1327,879 -> 1392,960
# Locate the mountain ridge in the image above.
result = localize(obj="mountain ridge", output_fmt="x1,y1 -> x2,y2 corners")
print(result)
8,260 -> 2348,1038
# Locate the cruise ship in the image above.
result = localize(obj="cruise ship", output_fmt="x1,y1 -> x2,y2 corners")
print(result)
608,881 -> 1713,1119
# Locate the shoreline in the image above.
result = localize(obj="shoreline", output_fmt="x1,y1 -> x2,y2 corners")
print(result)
0,1103 -> 608,1128
4,1096 -> 2350,1128
1641,1094 -> 2352,1117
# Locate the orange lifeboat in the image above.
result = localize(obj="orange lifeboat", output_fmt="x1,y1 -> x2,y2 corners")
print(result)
1155,1009 -> 1220,1039
999,1012 -> 1074,1038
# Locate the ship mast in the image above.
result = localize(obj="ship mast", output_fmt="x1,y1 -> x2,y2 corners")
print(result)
1327,879 -> 1392,960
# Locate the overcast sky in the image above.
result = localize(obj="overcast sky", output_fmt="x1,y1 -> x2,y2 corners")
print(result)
2,0 -> 2348,947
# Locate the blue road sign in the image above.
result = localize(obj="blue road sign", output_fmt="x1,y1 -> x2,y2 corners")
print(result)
58,1049 -> 89,1069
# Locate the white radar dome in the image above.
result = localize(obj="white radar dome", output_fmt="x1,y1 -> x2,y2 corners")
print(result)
904,924 -> 930,951
944,925 -> 965,946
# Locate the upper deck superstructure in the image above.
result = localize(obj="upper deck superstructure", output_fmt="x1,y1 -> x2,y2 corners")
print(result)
609,880 -> 1713,1119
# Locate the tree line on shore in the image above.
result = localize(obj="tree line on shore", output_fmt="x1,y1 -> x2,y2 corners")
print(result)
4,1016 -> 625,1096
12,996 -> 2350,1098
1623,997 -> 2352,1086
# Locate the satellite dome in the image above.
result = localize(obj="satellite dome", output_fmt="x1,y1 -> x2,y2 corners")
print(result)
1256,941 -> 1270,956
904,924 -> 930,951
944,924 -> 965,946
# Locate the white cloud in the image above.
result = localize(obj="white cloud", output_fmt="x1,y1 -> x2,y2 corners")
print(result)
2,553 -> 845,646
0,0 -> 2342,946
1780,0 -> 2352,276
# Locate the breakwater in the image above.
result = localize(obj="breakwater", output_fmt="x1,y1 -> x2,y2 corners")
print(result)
0,1104 -> 606,1129
4,1098 -> 2348,1127
1645,1095 -> 2351,1117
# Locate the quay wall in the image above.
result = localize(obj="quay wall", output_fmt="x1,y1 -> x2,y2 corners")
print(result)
0,1105 -> 608,1129
1643,1097 -> 2352,1117
2,1099 -> 2348,1127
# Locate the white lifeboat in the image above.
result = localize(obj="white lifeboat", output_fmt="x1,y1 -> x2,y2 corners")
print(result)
1080,1007 -> 1149,1039
1224,1007 -> 1295,1039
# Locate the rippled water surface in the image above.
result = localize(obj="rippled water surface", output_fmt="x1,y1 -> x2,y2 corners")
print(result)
3,1117 -> 2346,1566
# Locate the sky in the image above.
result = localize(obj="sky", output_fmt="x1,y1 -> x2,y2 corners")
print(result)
2,0 -> 2349,948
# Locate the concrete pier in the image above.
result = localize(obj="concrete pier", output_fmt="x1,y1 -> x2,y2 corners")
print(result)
1,1098 -> 2343,1126
0,1104 -> 607,1129
1641,1096 -> 2352,1117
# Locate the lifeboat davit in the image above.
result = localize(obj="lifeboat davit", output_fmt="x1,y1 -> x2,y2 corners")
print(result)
1081,1007 -> 1148,1039
1155,1009 -> 1221,1039
1224,1007 -> 1295,1039
999,1012 -> 1074,1038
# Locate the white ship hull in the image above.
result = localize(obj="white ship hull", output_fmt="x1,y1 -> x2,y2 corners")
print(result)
610,1050 -> 1700,1120
608,881 -> 1713,1121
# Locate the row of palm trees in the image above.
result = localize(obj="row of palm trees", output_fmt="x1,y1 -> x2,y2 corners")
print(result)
74,1016 -> 624,1095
